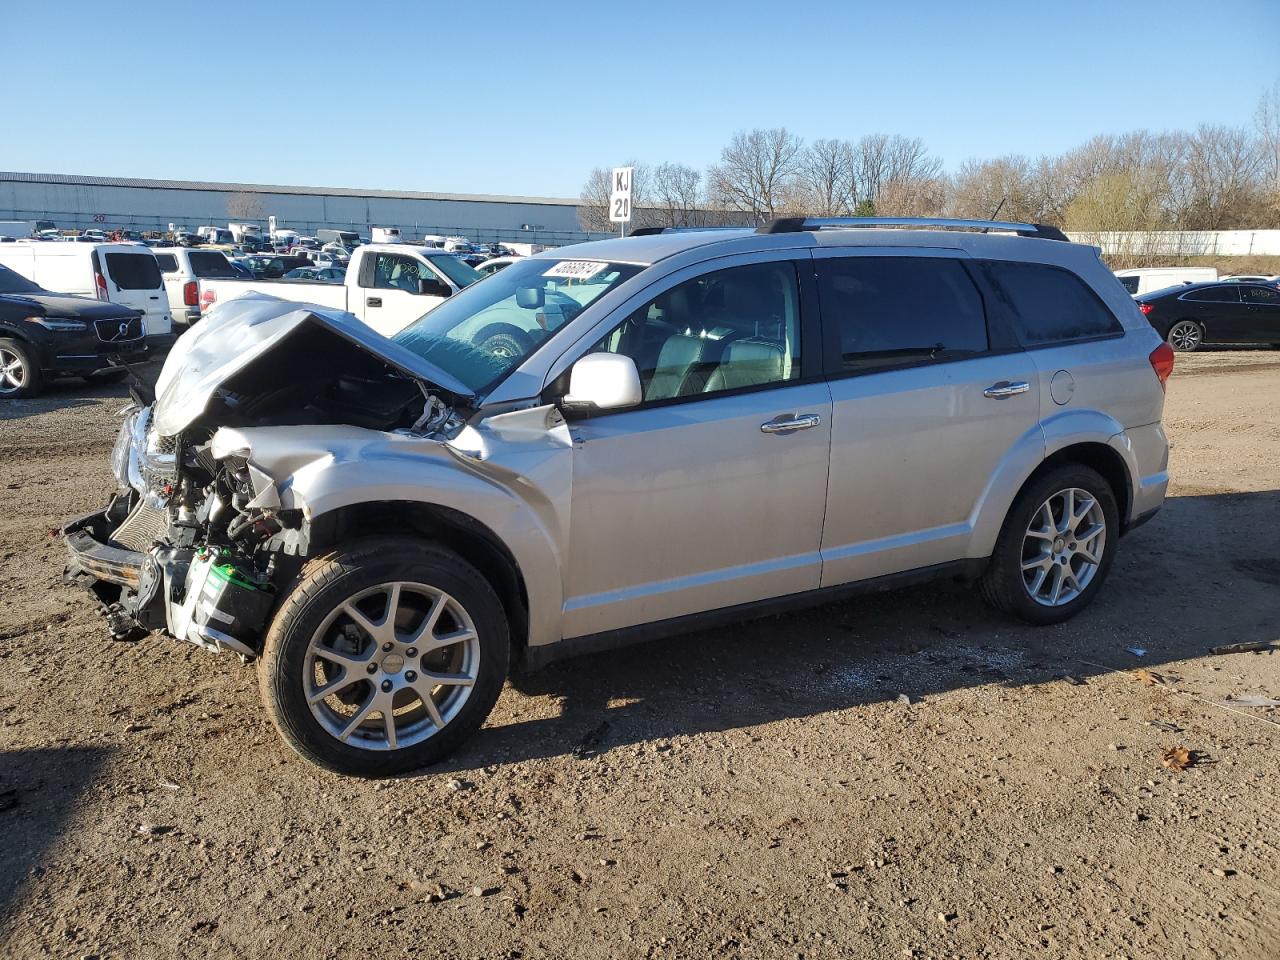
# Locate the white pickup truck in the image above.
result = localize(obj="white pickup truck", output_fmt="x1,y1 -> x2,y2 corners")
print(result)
198,244 -> 483,336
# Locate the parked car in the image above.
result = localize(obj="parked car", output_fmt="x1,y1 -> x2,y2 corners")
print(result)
243,255 -> 314,279
0,241 -> 173,349
198,243 -> 481,336
0,263 -> 147,398
1136,280 -> 1280,351
1113,266 -> 1217,296
152,246 -> 239,329
63,216 -> 1173,776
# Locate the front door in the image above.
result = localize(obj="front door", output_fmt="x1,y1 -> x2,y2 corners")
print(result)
560,257 -> 832,639
360,252 -> 447,336
813,251 -> 1041,586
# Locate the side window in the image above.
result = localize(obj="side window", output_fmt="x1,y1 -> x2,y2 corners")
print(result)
1182,286 -> 1240,303
155,254 -> 178,273
984,261 -> 1123,346
373,253 -> 422,293
1117,275 -> 1139,294
817,257 -> 987,372
1241,285 -> 1280,305
589,261 -> 802,403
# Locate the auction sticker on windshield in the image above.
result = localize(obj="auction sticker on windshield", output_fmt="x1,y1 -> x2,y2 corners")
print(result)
543,261 -> 608,280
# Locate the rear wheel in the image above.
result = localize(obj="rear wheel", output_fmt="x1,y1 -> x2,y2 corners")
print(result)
259,538 -> 509,777
979,465 -> 1120,625
0,339 -> 41,399
1166,320 -> 1203,352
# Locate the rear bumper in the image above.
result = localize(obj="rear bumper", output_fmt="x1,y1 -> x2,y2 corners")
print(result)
63,508 -> 144,589
1110,422 -> 1169,531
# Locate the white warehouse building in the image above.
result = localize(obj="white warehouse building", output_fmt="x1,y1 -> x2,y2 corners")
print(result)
0,171 -> 605,246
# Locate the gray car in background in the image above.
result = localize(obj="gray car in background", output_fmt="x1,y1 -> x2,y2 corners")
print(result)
64,217 -> 1173,776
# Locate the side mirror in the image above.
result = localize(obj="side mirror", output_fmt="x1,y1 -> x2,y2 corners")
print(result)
417,277 -> 452,298
515,286 -> 545,309
562,353 -> 641,412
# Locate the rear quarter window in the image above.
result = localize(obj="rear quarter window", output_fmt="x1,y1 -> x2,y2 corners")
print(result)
983,261 -> 1123,346
155,254 -> 178,273
104,252 -> 163,290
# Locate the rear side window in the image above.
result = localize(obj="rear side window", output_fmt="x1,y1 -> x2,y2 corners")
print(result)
984,261 -> 1123,346
816,257 -> 988,372
1182,285 -> 1241,303
104,252 -> 162,289
188,251 -> 237,279
1241,285 -> 1280,305
155,254 -> 178,273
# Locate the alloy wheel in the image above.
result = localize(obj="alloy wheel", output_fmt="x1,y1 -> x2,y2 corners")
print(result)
0,348 -> 27,395
1020,487 -> 1107,607
1168,321 -> 1202,352
303,581 -> 480,751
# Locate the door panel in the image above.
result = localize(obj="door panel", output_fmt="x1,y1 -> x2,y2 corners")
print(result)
562,382 -> 833,638
1241,286 -> 1280,342
821,355 -> 1040,585
363,252 -> 444,335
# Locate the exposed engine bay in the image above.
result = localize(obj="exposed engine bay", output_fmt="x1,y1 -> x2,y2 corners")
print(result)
63,298 -> 471,659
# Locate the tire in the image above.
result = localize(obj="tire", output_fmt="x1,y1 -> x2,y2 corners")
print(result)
0,338 -> 42,399
259,537 -> 509,777
1166,320 -> 1203,352
979,465 -> 1120,625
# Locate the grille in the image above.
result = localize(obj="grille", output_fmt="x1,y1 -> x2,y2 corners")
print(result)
94,316 -> 143,342
110,500 -> 169,553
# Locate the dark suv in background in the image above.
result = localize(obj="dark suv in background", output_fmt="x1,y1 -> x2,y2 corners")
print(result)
1138,280 -> 1280,351
0,264 -> 146,397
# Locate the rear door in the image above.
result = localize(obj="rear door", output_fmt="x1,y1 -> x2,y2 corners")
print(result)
97,246 -> 171,335
1178,285 -> 1244,341
815,250 -> 1041,585
1240,284 -> 1280,343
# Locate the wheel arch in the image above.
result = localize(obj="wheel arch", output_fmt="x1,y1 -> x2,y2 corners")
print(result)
1021,441 -> 1132,533
307,500 -> 530,656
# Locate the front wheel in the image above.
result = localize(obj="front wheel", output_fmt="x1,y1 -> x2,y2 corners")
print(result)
0,338 -> 41,399
1166,320 -> 1203,352
979,465 -> 1120,625
259,538 -> 509,776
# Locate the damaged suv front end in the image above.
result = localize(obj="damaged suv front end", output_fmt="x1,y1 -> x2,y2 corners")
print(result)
63,294 -> 478,659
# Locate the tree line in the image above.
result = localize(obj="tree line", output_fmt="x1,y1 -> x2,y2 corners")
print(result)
579,81 -> 1280,241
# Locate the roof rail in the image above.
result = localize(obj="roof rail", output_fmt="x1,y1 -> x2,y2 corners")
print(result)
756,217 -> 1069,241
626,225 -> 751,237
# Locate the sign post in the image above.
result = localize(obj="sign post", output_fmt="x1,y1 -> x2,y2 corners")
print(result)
609,166 -> 633,237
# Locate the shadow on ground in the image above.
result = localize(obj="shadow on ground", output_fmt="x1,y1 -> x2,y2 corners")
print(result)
444,488 -> 1280,772
0,747 -> 112,925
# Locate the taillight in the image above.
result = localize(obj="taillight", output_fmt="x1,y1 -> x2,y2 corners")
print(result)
1149,342 -> 1175,391
183,280 -> 198,306
1138,302 -> 1153,315
94,271 -> 108,300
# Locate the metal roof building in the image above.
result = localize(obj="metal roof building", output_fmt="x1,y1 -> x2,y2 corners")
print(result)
0,171 -> 603,245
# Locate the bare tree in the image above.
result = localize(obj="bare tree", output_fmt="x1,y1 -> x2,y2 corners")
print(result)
947,156 -> 1038,221
793,138 -> 856,216
1255,80 -> 1280,223
707,128 -> 804,220
226,191 -> 264,222
850,134 -> 942,212
578,162 -> 648,233
649,162 -> 705,227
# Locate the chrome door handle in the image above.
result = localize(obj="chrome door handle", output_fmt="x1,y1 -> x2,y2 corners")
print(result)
983,380 -> 1030,399
760,414 -> 822,434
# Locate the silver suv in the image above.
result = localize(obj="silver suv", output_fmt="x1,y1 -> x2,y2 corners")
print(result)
64,217 -> 1174,776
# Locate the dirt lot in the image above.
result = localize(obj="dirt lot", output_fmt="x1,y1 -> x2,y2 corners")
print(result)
1,352 -> 1278,959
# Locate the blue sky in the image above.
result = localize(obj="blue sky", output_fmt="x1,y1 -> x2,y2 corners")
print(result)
5,0 -> 1278,198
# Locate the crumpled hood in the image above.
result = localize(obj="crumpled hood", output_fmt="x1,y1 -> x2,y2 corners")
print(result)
152,294 -> 475,437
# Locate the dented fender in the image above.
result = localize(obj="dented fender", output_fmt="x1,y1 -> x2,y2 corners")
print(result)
210,405 -> 574,649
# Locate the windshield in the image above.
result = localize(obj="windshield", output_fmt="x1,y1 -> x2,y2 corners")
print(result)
0,264 -> 43,294
426,254 -> 483,289
393,257 -> 642,394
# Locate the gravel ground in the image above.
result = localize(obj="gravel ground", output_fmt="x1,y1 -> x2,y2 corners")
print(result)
1,351 -> 1277,959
